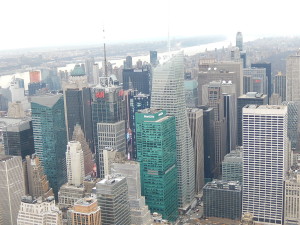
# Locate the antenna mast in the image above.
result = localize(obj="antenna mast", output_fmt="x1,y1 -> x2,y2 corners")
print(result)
103,26 -> 108,77
167,0 -> 171,54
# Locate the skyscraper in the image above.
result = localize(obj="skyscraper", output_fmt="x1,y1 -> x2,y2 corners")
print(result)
66,141 -> 85,187
242,105 -> 288,224
150,50 -> 158,66
274,72 -> 286,102
122,68 -> 151,94
63,64 -> 93,152
282,101 -> 298,149
31,94 -> 67,196
129,92 -> 151,159
85,57 -> 95,84
23,154 -> 54,199
184,79 -> 198,108
124,56 -> 133,69
187,108 -> 204,194
0,117 -> 34,159
112,161 -> 152,225
251,62 -> 272,100
202,81 -> 227,176
0,155 -> 25,225
222,147 -> 243,183
285,170 -> 300,224
243,68 -> 267,95
237,92 -> 268,146
91,79 -> 125,178
236,32 -> 243,51
96,175 -> 131,225
136,109 -> 178,221
151,52 -> 195,210
71,124 -> 94,176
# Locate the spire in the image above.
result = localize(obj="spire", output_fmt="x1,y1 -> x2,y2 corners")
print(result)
103,26 -> 108,77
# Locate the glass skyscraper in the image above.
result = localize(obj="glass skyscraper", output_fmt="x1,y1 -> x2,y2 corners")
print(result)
151,52 -> 195,210
136,109 -> 178,221
31,94 -> 67,196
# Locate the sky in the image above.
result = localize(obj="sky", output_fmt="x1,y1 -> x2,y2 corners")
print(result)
0,0 -> 299,50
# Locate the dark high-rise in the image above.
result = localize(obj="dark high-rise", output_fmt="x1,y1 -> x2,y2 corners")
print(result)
0,117 -> 34,159
150,51 -> 158,66
63,65 -> 93,151
251,62 -> 272,100
122,68 -> 150,94
31,94 -> 67,197
28,82 -> 46,96
129,92 -> 150,160
91,79 -> 125,177
237,92 -> 268,146
198,106 -> 215,181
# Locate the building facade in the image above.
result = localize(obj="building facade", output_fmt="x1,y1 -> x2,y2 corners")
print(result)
222,147 -> 243,183
151,52 -> 195,211
274,72 -> 286,102
31,94 -> 67,196
136,109 -> 178,221
0,155 -> 25,225
242,105 -> 288,224
203,180 -> 242,220
122,68 -> 151,94
251,62 -> 272,100
96,175 -> 131,225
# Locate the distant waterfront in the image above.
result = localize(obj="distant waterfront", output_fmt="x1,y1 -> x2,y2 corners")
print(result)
0,39 -> 232,90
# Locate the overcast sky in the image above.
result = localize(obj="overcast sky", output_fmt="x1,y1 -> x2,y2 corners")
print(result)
0,0 -> 298,50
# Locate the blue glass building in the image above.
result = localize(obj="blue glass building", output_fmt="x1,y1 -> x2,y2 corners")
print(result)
31,94 -> 67,197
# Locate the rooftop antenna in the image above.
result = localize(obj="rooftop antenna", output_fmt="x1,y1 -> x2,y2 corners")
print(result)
103,26 -> 108,78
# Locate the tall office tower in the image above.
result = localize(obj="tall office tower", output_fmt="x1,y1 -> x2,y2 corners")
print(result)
91,80 -> 125,178
237,92 -> 267,146
72,124 -> 94,176
92,63 -> 100,85
187,108 -> 204,194
68,197 -> 101,225
85,57 -> 95,84
285,170 -> 300,224
243,75 -> 252,94
242,105 -> 288,224
270,93 -> 282,105
0,155 -> 25,225
243,68 -> 267,95
112,161 -> 152,225
274,72 -> 286,101
31,94 -> 67,196
10,77 -> 25,102
203,180 -> 242,220
251,62 -> 272,99
198,61 -> 243,105
23,154 -> 54,198
124,56 -> 133,69
184,79 -> 198,108
63,64 -> 93,152
66,141 -> 85,186
150,50 -> 158,66
136,109 -> 178,221
282,101 -> 298,149
222,81 -> 237,152
0,87 -> 11,111
129,92 -> 151,159
122,68 -> 151,94
17,196 -> 62,225
236,32 -> 243,51
96,175 -> 131,225
222,147 -> 243,183
198,106 -> 215,181
0,117 -> 34,158
202,81 -> 227,176
151,52 -> 195,211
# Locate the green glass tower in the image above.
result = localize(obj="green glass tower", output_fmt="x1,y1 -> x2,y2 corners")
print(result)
136,109 -> 178,222
31,94 -> 67,197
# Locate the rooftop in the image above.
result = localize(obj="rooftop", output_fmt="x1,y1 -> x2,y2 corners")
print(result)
204,180 -> 242,191
70,65 -> 85,76
31,94 -> 62,108
239,92 -> 266,98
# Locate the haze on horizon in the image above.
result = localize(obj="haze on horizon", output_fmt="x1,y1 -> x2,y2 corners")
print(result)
0,0 -> 299,50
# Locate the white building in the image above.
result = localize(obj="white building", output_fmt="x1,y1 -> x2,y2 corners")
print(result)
17,196 -> 62,225
112,161 -> 152,225
285,170 -> 300,224
242,105 -> 288,224
0,155 -> 25,225
151,52 -> 195,211
66,141 -> 85,186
